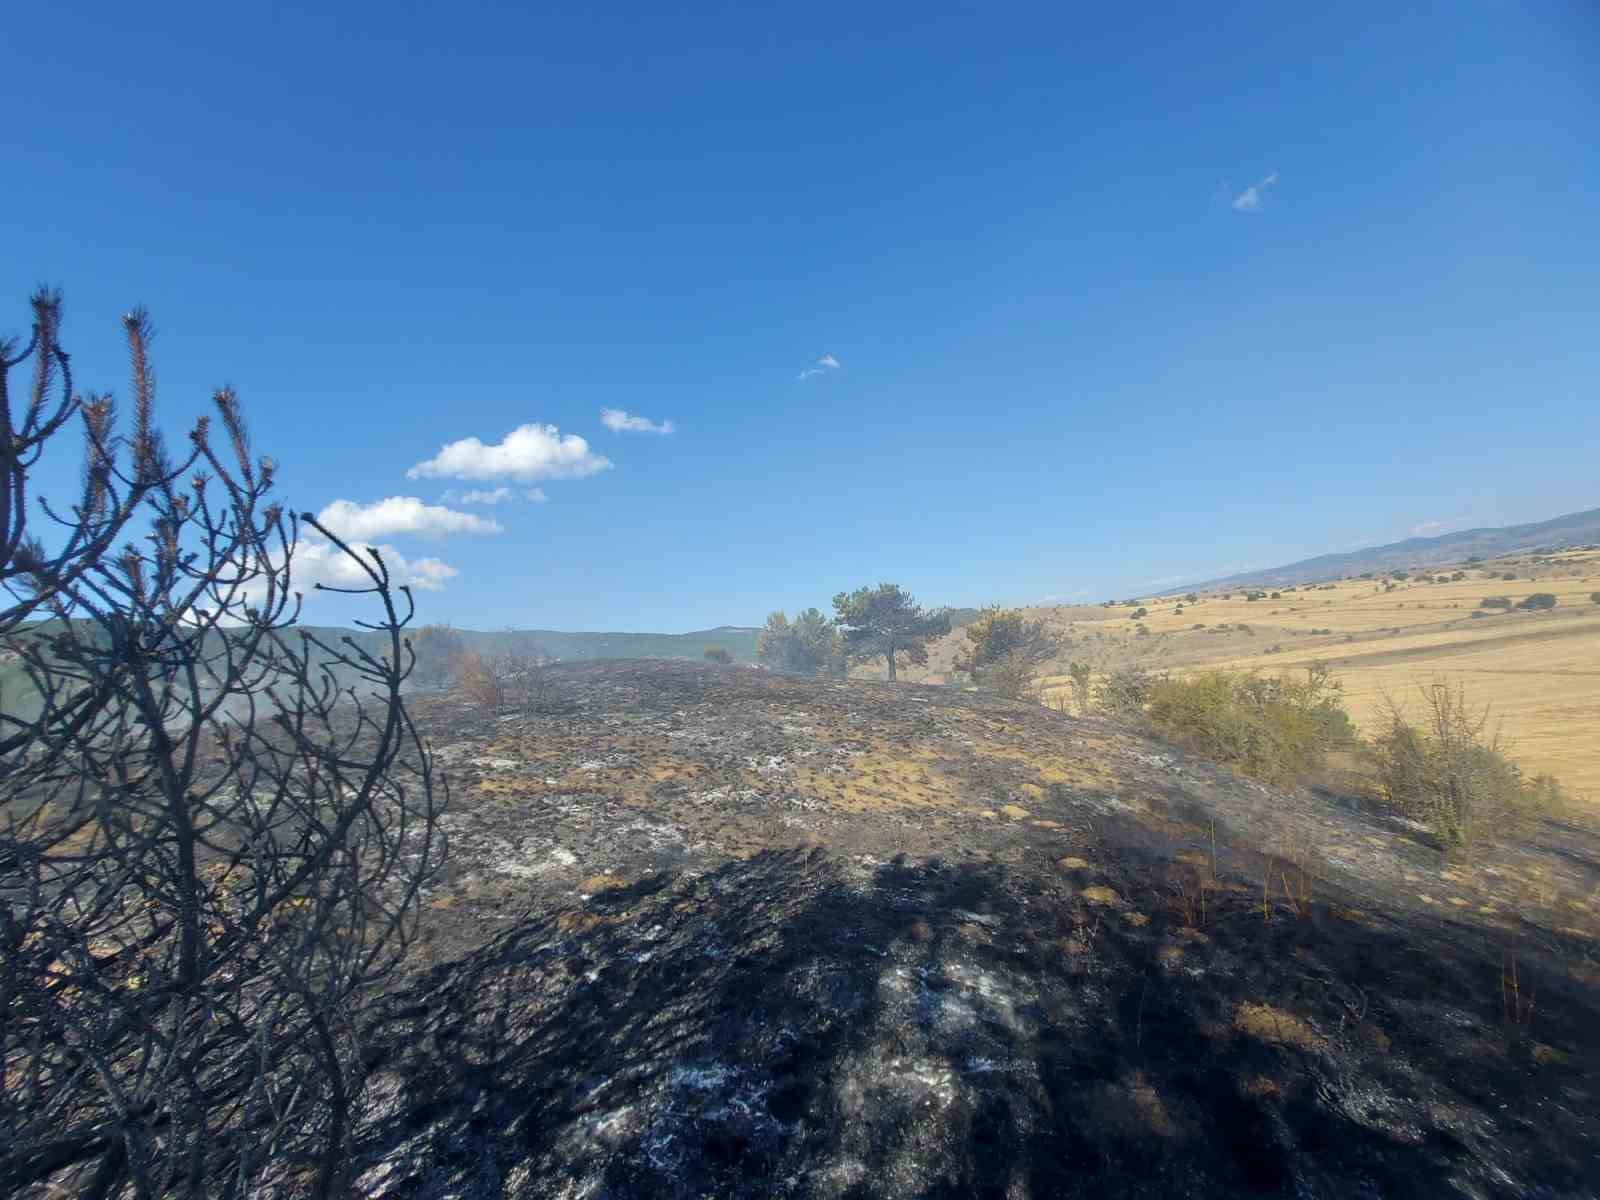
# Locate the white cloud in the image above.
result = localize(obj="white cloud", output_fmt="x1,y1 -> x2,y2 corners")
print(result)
406,423 -> 612,482
1410,516 -> 1469,537
600,408 -> 676,434
441,486 -> 515,505
524,487 -> 548,503
284,537 -> 461,595
797,353 -> 842,380
1232,170 -> 1279,213
315,496 -> 502,541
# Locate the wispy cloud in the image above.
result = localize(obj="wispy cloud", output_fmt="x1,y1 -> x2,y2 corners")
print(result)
1231,170 -> 1279,213
407,423 -> 611,483
440,485 -> 548,505
441,486 -> 515,505
1410,516 -> 1469,537
796,353 -> 841,381
315,496 -> 503,541
600,408 -> 676,434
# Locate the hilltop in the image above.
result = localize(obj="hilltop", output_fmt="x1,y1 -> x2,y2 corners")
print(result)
347,660 -> 1600,1198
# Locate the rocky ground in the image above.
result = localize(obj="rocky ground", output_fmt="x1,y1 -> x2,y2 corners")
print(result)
351,660 -> 1600,1198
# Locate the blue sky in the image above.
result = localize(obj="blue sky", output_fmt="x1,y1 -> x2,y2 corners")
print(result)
5,2 -> 1596,630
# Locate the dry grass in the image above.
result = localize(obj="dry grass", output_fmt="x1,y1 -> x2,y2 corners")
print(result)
1027,549 -> 1600,800
1234,1001 -> 1325,1051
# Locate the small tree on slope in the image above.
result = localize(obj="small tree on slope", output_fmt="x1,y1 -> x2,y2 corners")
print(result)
832,583 -> 950,682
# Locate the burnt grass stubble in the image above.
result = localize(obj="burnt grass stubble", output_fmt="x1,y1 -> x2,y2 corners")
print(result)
349,661 -> 1598,1198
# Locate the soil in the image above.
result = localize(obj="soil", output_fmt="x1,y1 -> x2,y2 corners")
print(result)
351,660 -> 1600,1198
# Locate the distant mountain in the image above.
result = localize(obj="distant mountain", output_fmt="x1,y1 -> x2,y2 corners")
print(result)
1163,507 -> 1600,594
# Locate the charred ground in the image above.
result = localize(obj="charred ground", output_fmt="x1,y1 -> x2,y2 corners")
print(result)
354,660 -> 1600,1198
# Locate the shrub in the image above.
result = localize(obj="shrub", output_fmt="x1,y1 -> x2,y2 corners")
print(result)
1065,661 -> 1094,714
704,646 -> 733,664
1184,592 -> 1199,603
1517,593 -> 1557,610
1129,606 -> 1148,620
1096,666 -> 1153,721
1143,664 -> 1356,786
1502,572 -> 1516,580
1480,596 -> 1512,609
983,649 -> 1039,700
957,607 -> 1058,693
457,647 -> 552,711
1372,681 -> 1563,845
1591,591 -> 1600,605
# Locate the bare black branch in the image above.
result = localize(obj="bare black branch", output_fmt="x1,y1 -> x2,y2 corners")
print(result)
0,294 -> 447,1198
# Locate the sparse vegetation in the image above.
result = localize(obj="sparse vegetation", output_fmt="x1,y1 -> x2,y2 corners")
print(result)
1371,680 -> 1564,846
457,646 -> 552,709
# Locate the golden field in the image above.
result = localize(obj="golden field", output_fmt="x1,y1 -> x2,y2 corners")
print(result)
1032,549 -> 1600,800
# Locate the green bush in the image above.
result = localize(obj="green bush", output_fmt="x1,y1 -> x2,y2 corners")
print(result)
1372,681 -> 1563,846
1517,592 -> 1557,610
1591,591 -> 1600,605
1096,666 -> 1152,721
1141,664 -> 1357,786
1480,596 -> 1512,609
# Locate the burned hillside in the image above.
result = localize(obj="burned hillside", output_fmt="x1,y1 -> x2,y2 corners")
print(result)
350,660 -> 1600,1198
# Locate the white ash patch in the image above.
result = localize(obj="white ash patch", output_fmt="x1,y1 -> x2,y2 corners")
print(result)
690,785 -> 766,806
470,755 -> 522,771
746,753 -> 793,778
491,840 -> 579,878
